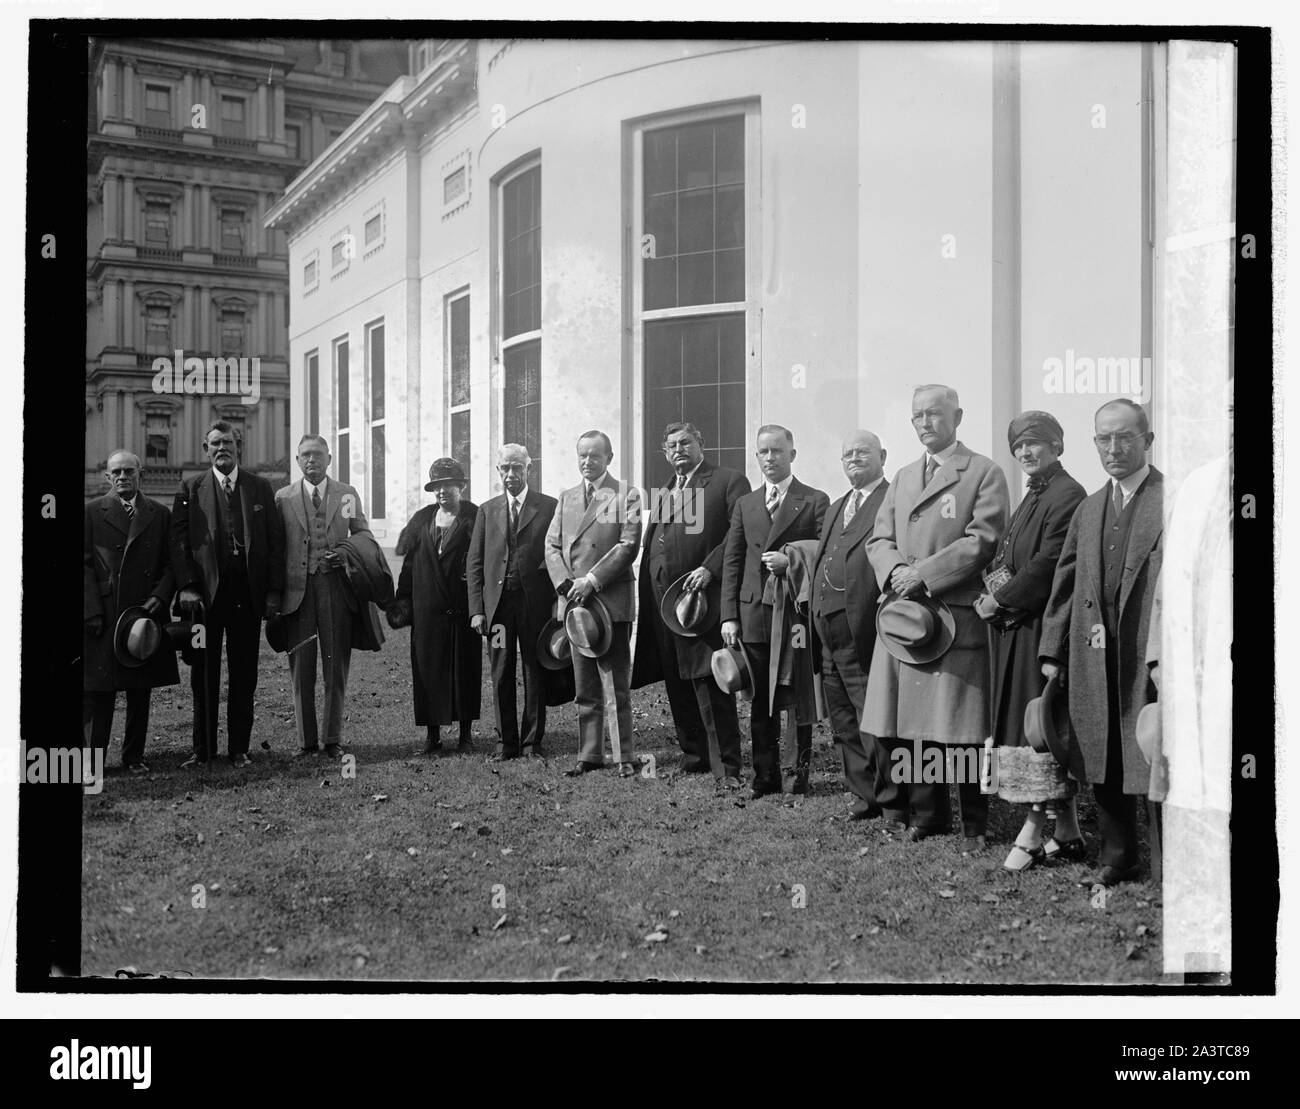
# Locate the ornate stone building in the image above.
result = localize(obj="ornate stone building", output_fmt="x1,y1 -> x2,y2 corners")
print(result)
86,37 -> 407,498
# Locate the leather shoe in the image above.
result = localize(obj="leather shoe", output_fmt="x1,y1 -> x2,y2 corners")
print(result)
790,773 -> 810,795
564,761 -> 603,777
881,819 -> 908,835
296,746 -> 320,758
230,753 -> 252,768
960,834 -> 987,854
618,762 -> 636,778
1093,864 -> 1141,887
180,755 -> 207,769
323,744 -> 342,760
848,801 -> 882,821
420,737 -> 442,756
750,780 -> 781,800
491,751 -> 521,762
719,776 -> 743,791
1043,835 -> 1088,863
905,825 -> 944,843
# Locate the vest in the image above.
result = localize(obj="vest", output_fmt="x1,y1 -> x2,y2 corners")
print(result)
1100,483 -> 1139,629
814,513 -> 854,619
504,497 -> 522,589
216,474 -> 246,576
305,483 -> 329,573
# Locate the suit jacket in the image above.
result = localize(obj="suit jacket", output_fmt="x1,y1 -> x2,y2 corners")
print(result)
1039,468 -> 1164,794
544,472 -> 643,623
631,461 -> 751,686
467,489 -> 559,632
169,468 -> 286,618
275,478 -> 372,616
83,493 -> 179,692
810,479 -> 890,671
866,442 -> 1009,605
721,476 -> 830,645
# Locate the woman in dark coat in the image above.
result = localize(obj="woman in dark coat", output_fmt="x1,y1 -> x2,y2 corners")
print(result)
974,412 -> 1086,871
391,458 -> 482,754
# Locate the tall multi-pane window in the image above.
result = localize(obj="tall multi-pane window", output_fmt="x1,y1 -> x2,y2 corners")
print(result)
145,304 -> 172,354
366,320 -> 386,519
305,350 -> 319,437
500,162 -> 541,488
447,292 -> 471,495
145,201 -> 170,246
220,209 -> 246,254
220,308 -> 245,356
145,413 -> 170,465
221,95 -> 246,138
285,123 -> 302,160
334,337 -> 350,484
639,113 -> 750,486
144,85 -> 171,128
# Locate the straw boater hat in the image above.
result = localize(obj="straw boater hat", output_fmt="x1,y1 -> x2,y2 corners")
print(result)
1023,670 -> 1071,766
563,594 -> 615,659
659,571 -> 720,638
874,590 -> 956,665
113,606 -> 163,668
711,643 -> 756,701
536,612 -> 573,671
424,457 -> 467,491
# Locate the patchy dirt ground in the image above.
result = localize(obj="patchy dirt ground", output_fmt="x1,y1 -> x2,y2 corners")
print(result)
81,626 -> 1163,984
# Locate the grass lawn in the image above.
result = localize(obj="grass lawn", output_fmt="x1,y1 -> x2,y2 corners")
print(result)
82,626 -> 1164,984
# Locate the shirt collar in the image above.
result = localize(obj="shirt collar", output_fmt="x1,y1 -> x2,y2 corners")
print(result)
676,460 -> 705,486
850,475 -> 885,499
925,440 -> 960,465
118,493 -> 138,509
213,464 -> 240,487
766,474 -> 794,498
1113,463 -> 1151,503
304,474 -> 328,501
511,486 -> 528,507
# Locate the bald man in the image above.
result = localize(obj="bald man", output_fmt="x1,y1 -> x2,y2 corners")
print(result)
84,450 -> 179,776
809,431 -> 890,818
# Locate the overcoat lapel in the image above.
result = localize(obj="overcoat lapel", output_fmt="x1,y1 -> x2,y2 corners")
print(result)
126,494 -> 153,545
101,497 -> 130,538
199,471 -> 219,547
765,484 -> 806,549
910,450 -> 963,510
574,473 -> 618,540
324,481 -> 344,529
288,480 -> 309,534
1118,472 -> 1162,618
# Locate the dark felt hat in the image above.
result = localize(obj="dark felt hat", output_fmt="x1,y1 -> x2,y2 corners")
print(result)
1007,410 -> 1065,453
113,606 -> 163,668
1024,670 -> 1071,766
564,594 -> 614,659
711,644 -> 756,700
874,590 -> 956,665
424,457 -> 467,491
660,571 -> 719,638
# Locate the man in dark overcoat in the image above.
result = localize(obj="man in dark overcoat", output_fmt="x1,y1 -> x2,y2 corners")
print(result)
631,421 -> 751,784
1040,398 -> 1163,886
84,450 -> 179,774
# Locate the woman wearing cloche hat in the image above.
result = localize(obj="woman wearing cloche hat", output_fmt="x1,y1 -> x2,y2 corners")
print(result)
389,458 -> 482,754
974,411 -> 1087,871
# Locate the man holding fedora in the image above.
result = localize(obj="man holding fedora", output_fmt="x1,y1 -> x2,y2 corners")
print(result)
273,434 -> 371,759
468,443 -> 562,760
1040,398 -> 1164,886
170,421 -> 285,768
863,385 -> 1008,849
808,430 -> 890,820
721,424 -> 829,800
545,430 -> 643,777
84,449 -> 180,777
631,421 -> 751,786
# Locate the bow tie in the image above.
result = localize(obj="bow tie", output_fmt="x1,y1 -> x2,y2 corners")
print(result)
1025,474 -> 1050,495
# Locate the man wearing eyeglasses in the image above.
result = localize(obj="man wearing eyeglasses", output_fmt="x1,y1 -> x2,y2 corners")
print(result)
1040,398 -> 1164,887
808,431 -> 890,819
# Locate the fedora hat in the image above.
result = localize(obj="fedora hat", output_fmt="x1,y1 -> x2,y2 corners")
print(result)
874,590 -> 956,665
1135,700 -> 1161,764
711,643 -> 756,701
564,594 -> 614,659
536,614 -> 573,671
1024,670 -> 1071,766
266,611 -> 287,654
660,571 -> 719,638
424,457 -> 467,491
113,606 -> 163,668
163,617 -> 201,667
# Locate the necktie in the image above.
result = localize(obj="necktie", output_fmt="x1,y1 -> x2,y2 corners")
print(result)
223,477 -> 233,496
121,498 -> 134,520
1112,481 -> 1124,518
510,496 -> 519,534
584,482 -> 593,509
844,489 -> 862,526
312,486 -> 322,512
766,484 -> 780,519
924,456 -> 938,486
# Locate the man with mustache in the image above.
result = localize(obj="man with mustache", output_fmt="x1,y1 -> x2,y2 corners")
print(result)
171,421 -> 285,767
631,421 -> 751,786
